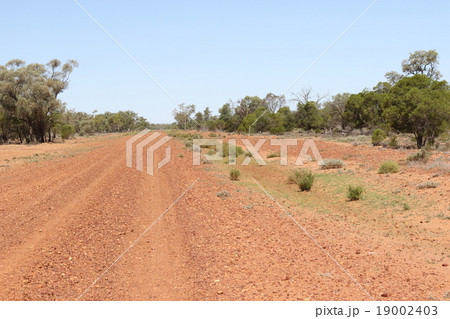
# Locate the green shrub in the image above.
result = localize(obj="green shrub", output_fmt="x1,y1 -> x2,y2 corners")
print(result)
388,136 -> 399,149
61,125 -> 75,140
403,203 -> 410,210
222,143 -> 244,158
288,169 -> 314,191
320,158 -> 344,169
230,168 -> 241,181
244,151 -> 253,157
267,152 -> 280,158
287,170 -> 302,184
208,133 -> 217,137
269,126 -> 285,135
417,181 -> 439,189
298,170 -> 315,191
378,161 -> 399,174
407,150 -> 430,163
371,129 -> 387,146
347,185 -> 364,201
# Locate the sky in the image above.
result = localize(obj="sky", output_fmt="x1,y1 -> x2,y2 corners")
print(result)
1,0 -> 449,123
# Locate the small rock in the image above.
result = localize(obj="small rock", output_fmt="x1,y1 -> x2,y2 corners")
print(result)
217,291 -> 224,295
381,293 -> 388,297
442,263 -> 448,267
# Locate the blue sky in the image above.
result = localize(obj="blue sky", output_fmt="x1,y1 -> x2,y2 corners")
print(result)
2,0 -> 449,123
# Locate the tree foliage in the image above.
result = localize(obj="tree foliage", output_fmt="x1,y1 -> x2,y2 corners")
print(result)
0,59 -> 150,144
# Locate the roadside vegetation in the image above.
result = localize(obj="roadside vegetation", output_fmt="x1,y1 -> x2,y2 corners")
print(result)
0,59 -> 150,144
171,50 -> 449,149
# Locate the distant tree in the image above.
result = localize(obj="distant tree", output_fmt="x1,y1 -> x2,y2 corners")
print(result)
173,103 -> 195,130
61,124 -> 75,140
322,93 -> 351,130
235,96 -> 265,120
263,93 -> 285,113
295,101 -> 323,131
402,50 -> 441,80
385,71 -> 403,86
0,59 -> 78,143
277,106 -> 295,132
383,74 -> 450,148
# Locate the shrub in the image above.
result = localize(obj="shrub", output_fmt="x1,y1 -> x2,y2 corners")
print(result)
371,129 -> 387,146
287,170 -> 302,184
244,151 -> 253,157
407,150 -> 430,163
320,158 -> 344,169
288,169 -> 315,191
347,185 -> 364,201
222,143 -> 244,157
403,203 -> 410,210
388,136 -> 399,149
61,125 -> 75,140
216,190 -> 230,199
208,133 -> 217,137
267,152 -> 280,158
378,161 -> 399,174
417,181 -> 439,189
230,168 -> 241,181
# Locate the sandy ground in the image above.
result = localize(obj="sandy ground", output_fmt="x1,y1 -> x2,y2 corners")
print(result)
0,132 -> 448,300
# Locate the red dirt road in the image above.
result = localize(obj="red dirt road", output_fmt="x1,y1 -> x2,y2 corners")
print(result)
0,134 -> 448,300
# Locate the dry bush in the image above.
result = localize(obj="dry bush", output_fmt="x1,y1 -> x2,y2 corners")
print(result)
320,158 -> 344,169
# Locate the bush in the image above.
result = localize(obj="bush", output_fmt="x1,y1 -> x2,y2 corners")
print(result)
407,150 -> 430,163
378,161 -> 399,174
320,158 -> 344,169
347,185 -> 364,201
287,170 -> 302,184
388,136 -> 399,149
371,129 -> 387,146
267,152 -> 280,158
216,190 -> 230,199
222,143 -> 244,157
417,181 -> 439,189
230,168 -> 241,181
61,125 -> 75,140
288,169 -> 315,191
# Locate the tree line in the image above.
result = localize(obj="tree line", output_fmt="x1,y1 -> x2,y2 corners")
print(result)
0,59 -> 150,144
173,50 -> 450,149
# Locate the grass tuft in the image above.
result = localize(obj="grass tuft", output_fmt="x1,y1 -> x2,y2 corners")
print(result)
407,150 -> 430,163
347,185 -> 365,201
288,169 -> 315,191
378,161 -> 399,174
417,181 -> 439,189
230,168 -> 241,181
320,158 -> 344,169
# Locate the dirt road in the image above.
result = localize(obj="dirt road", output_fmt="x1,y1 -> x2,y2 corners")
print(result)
0,134 -> 448,300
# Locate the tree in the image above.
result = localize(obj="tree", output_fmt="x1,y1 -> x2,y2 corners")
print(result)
383,75 -> 450,148
235,96 -> 265,120
402,50 -> 441,80
172,103 -> 195,130
385,71 -> 403,86
295,101 -> 323,131
0,59 -> 78,143
263,93 -> 285,113
277,106 -> 295,132
322,93 -> 351,130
